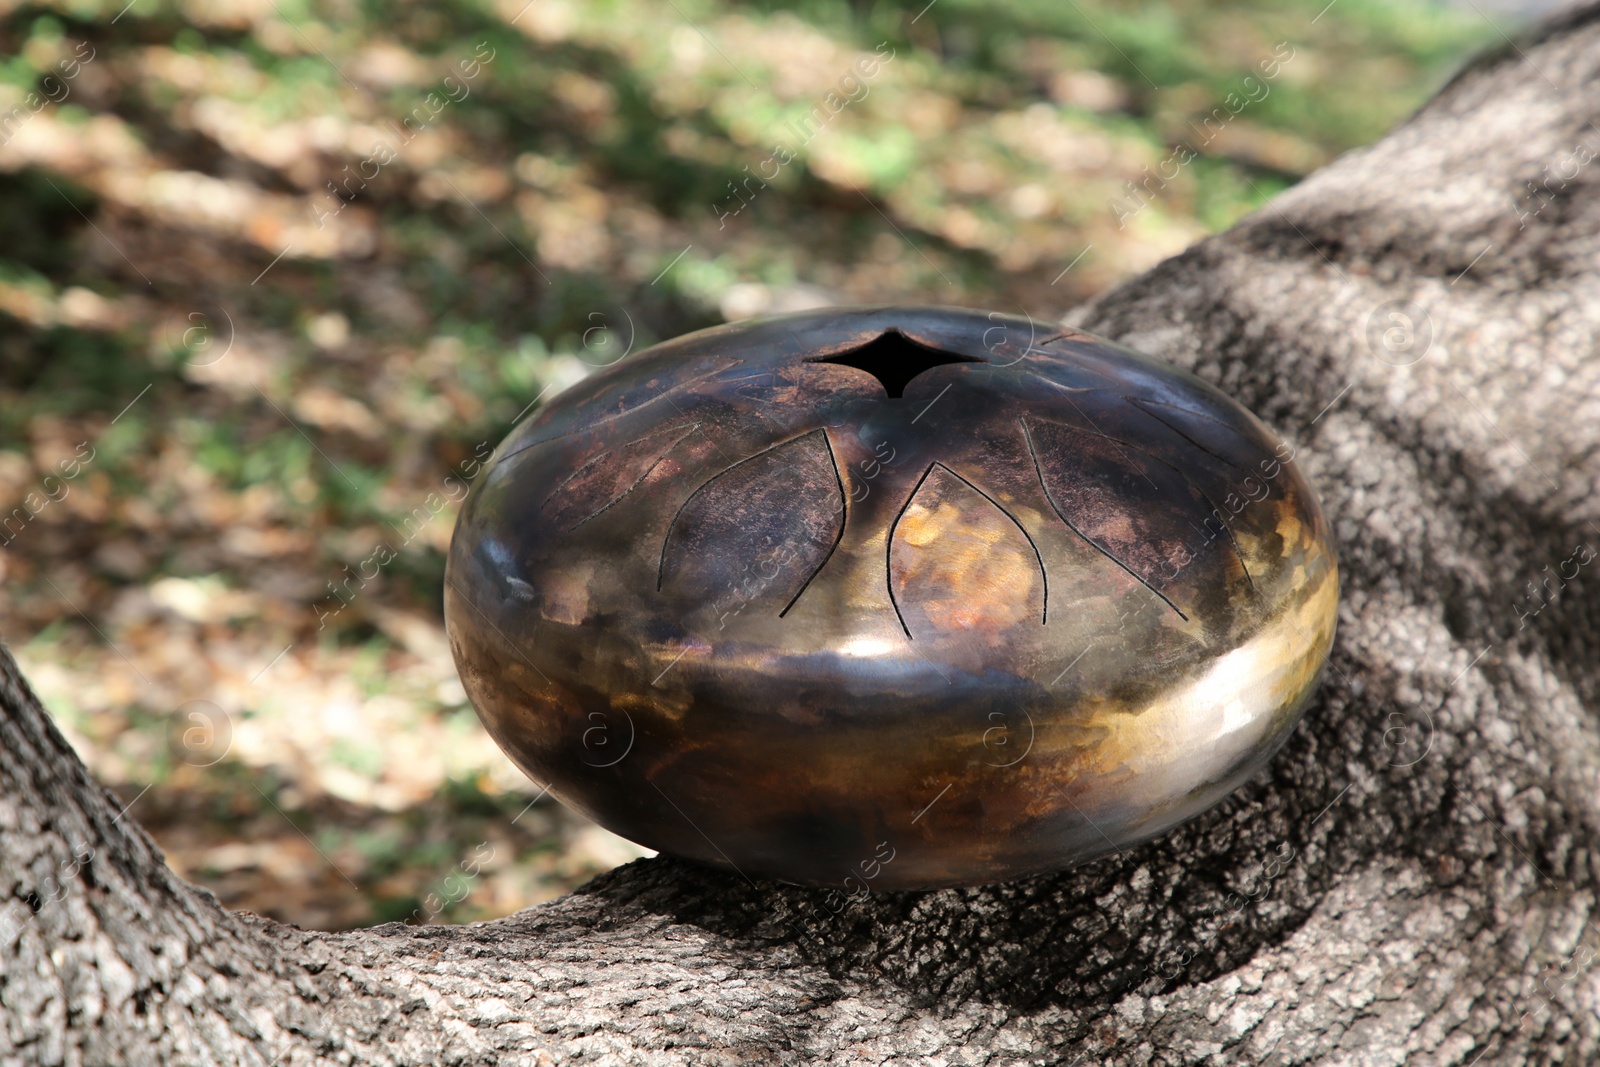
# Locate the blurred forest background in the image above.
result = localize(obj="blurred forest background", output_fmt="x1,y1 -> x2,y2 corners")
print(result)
0,0 -> 1517,930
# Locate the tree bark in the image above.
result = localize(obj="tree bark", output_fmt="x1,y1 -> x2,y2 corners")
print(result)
6,5 -> 1600,1064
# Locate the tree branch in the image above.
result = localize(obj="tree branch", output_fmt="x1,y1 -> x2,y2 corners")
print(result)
5,5 -> 1600,1063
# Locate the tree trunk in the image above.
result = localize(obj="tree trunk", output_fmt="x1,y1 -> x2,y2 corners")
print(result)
5,6 -> 1600,1064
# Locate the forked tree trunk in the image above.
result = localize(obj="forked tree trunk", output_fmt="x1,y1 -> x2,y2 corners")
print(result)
5,6 -> 1600,1064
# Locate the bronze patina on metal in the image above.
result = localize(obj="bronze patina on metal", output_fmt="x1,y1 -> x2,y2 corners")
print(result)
446,306 -> 1338,889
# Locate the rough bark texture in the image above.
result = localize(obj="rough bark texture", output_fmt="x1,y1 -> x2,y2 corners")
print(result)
5,6 -> 1600,1065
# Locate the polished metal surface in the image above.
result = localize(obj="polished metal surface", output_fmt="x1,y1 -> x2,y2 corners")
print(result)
445,306 -> 1339,890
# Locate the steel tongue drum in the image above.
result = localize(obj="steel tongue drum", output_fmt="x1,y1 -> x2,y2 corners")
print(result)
445,306 -> 1338,890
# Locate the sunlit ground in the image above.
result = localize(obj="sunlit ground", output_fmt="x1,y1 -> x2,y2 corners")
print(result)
0,0 -> 1507,929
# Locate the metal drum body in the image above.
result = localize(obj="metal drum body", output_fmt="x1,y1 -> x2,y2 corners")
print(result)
445,306 -> 1338,889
